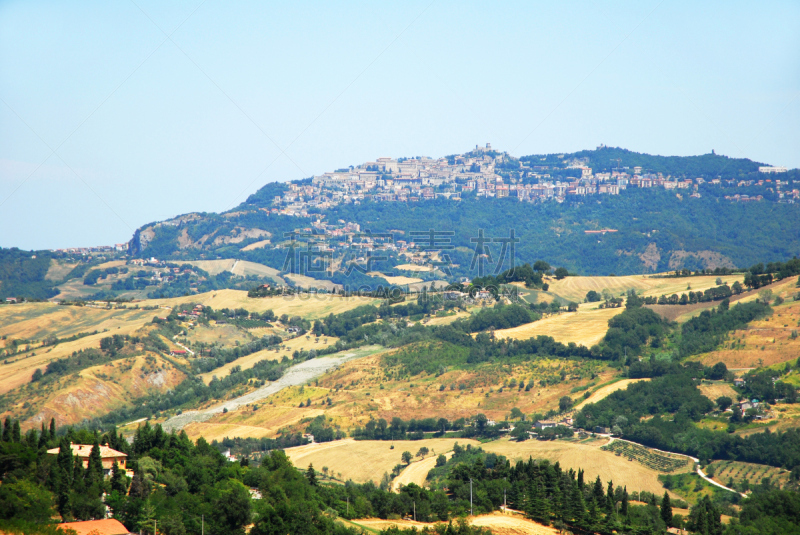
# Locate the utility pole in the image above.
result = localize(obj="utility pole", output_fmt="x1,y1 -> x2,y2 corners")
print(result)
153,519 -> 157,535
413,501 -> 416,522
470,479 -> 473,516
201,515 -> 204,535
504,488 -> 507,513
347,496 -> 349,516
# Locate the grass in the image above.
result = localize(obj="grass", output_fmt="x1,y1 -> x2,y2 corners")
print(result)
494,305 -> 624,347
697,381 -> 739,402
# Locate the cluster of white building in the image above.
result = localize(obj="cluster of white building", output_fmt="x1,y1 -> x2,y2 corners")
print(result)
266,144 -> 783,215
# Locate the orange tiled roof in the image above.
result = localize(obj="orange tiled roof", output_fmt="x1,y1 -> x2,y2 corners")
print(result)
58,519 -> 130,535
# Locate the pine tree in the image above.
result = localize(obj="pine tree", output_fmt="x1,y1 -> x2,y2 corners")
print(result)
50,417 -> 56,441
527,481 -> 549,525
587,495 -> 599,531
11,420 -> 20,443
306,463 -> 318,486
577,468 -> 584,490
661,491 -> 673,528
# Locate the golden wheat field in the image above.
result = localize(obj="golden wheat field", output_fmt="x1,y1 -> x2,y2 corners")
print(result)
573,378 -> 650,410
144,289 -> 377,319
494,305 -> 624,346
547,274 -> 744,303
368,272 -> 423,285
481,438 -> 686,496
352,513 -> 558,535
284,438 -> 480,484
697,382 -> 739,402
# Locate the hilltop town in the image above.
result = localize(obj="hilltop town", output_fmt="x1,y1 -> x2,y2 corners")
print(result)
268,144 -> 799,217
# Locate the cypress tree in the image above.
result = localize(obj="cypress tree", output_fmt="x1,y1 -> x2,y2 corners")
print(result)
39,422 -> 48,448
50,417 -> 56,441
110,461 -> 128,494
72,456 -> 86,493
12,420 -> 21,443
87,441 -> 104,484
606,479 -> 615,511
2,417 -> 11,442
661,491 -> 673,527
592,475 -> 604,502
577,468 -> 584,490
56,438 -> 73,479
621,486 -> 629,517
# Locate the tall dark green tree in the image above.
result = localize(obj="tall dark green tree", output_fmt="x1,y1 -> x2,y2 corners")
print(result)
661,491 -> 673,527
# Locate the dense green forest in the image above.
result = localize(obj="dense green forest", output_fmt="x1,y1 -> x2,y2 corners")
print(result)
0,249 -> 58,300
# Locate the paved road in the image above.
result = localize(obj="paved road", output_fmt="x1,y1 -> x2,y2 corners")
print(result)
161,351 -> 364,433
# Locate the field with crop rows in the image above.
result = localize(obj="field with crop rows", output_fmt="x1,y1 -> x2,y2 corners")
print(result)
601,440 -> 690,473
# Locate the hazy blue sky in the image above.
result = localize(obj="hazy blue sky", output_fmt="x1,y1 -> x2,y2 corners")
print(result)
1,1 -> 798,249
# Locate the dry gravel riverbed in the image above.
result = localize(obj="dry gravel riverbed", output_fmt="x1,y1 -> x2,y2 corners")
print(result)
162,346 -> 383,432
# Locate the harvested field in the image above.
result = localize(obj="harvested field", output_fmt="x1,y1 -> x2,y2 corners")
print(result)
392,451 -> 452,491
183,259 -> 238,276
353,513 -> 558,535
284,274 -> 340,291
547,274 -> 744,304
698,382 -> 739,402
199,334 -> 339,384
241,240 -> 270,251
284,438 -> 479,485
573,378 -> 649,410
368,272 -> 423,286
481,438 -> 681,496
230,260 -> 282,280
144,289 -> 377,320
494,306 -> 624,346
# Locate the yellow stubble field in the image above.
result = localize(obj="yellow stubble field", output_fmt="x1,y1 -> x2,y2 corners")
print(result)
494,305 -> 625,347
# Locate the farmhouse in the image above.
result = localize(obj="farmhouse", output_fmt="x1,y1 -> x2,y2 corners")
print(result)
734,378 -> 746,387
534,420 -> 558,430
47,443 -> 127,476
